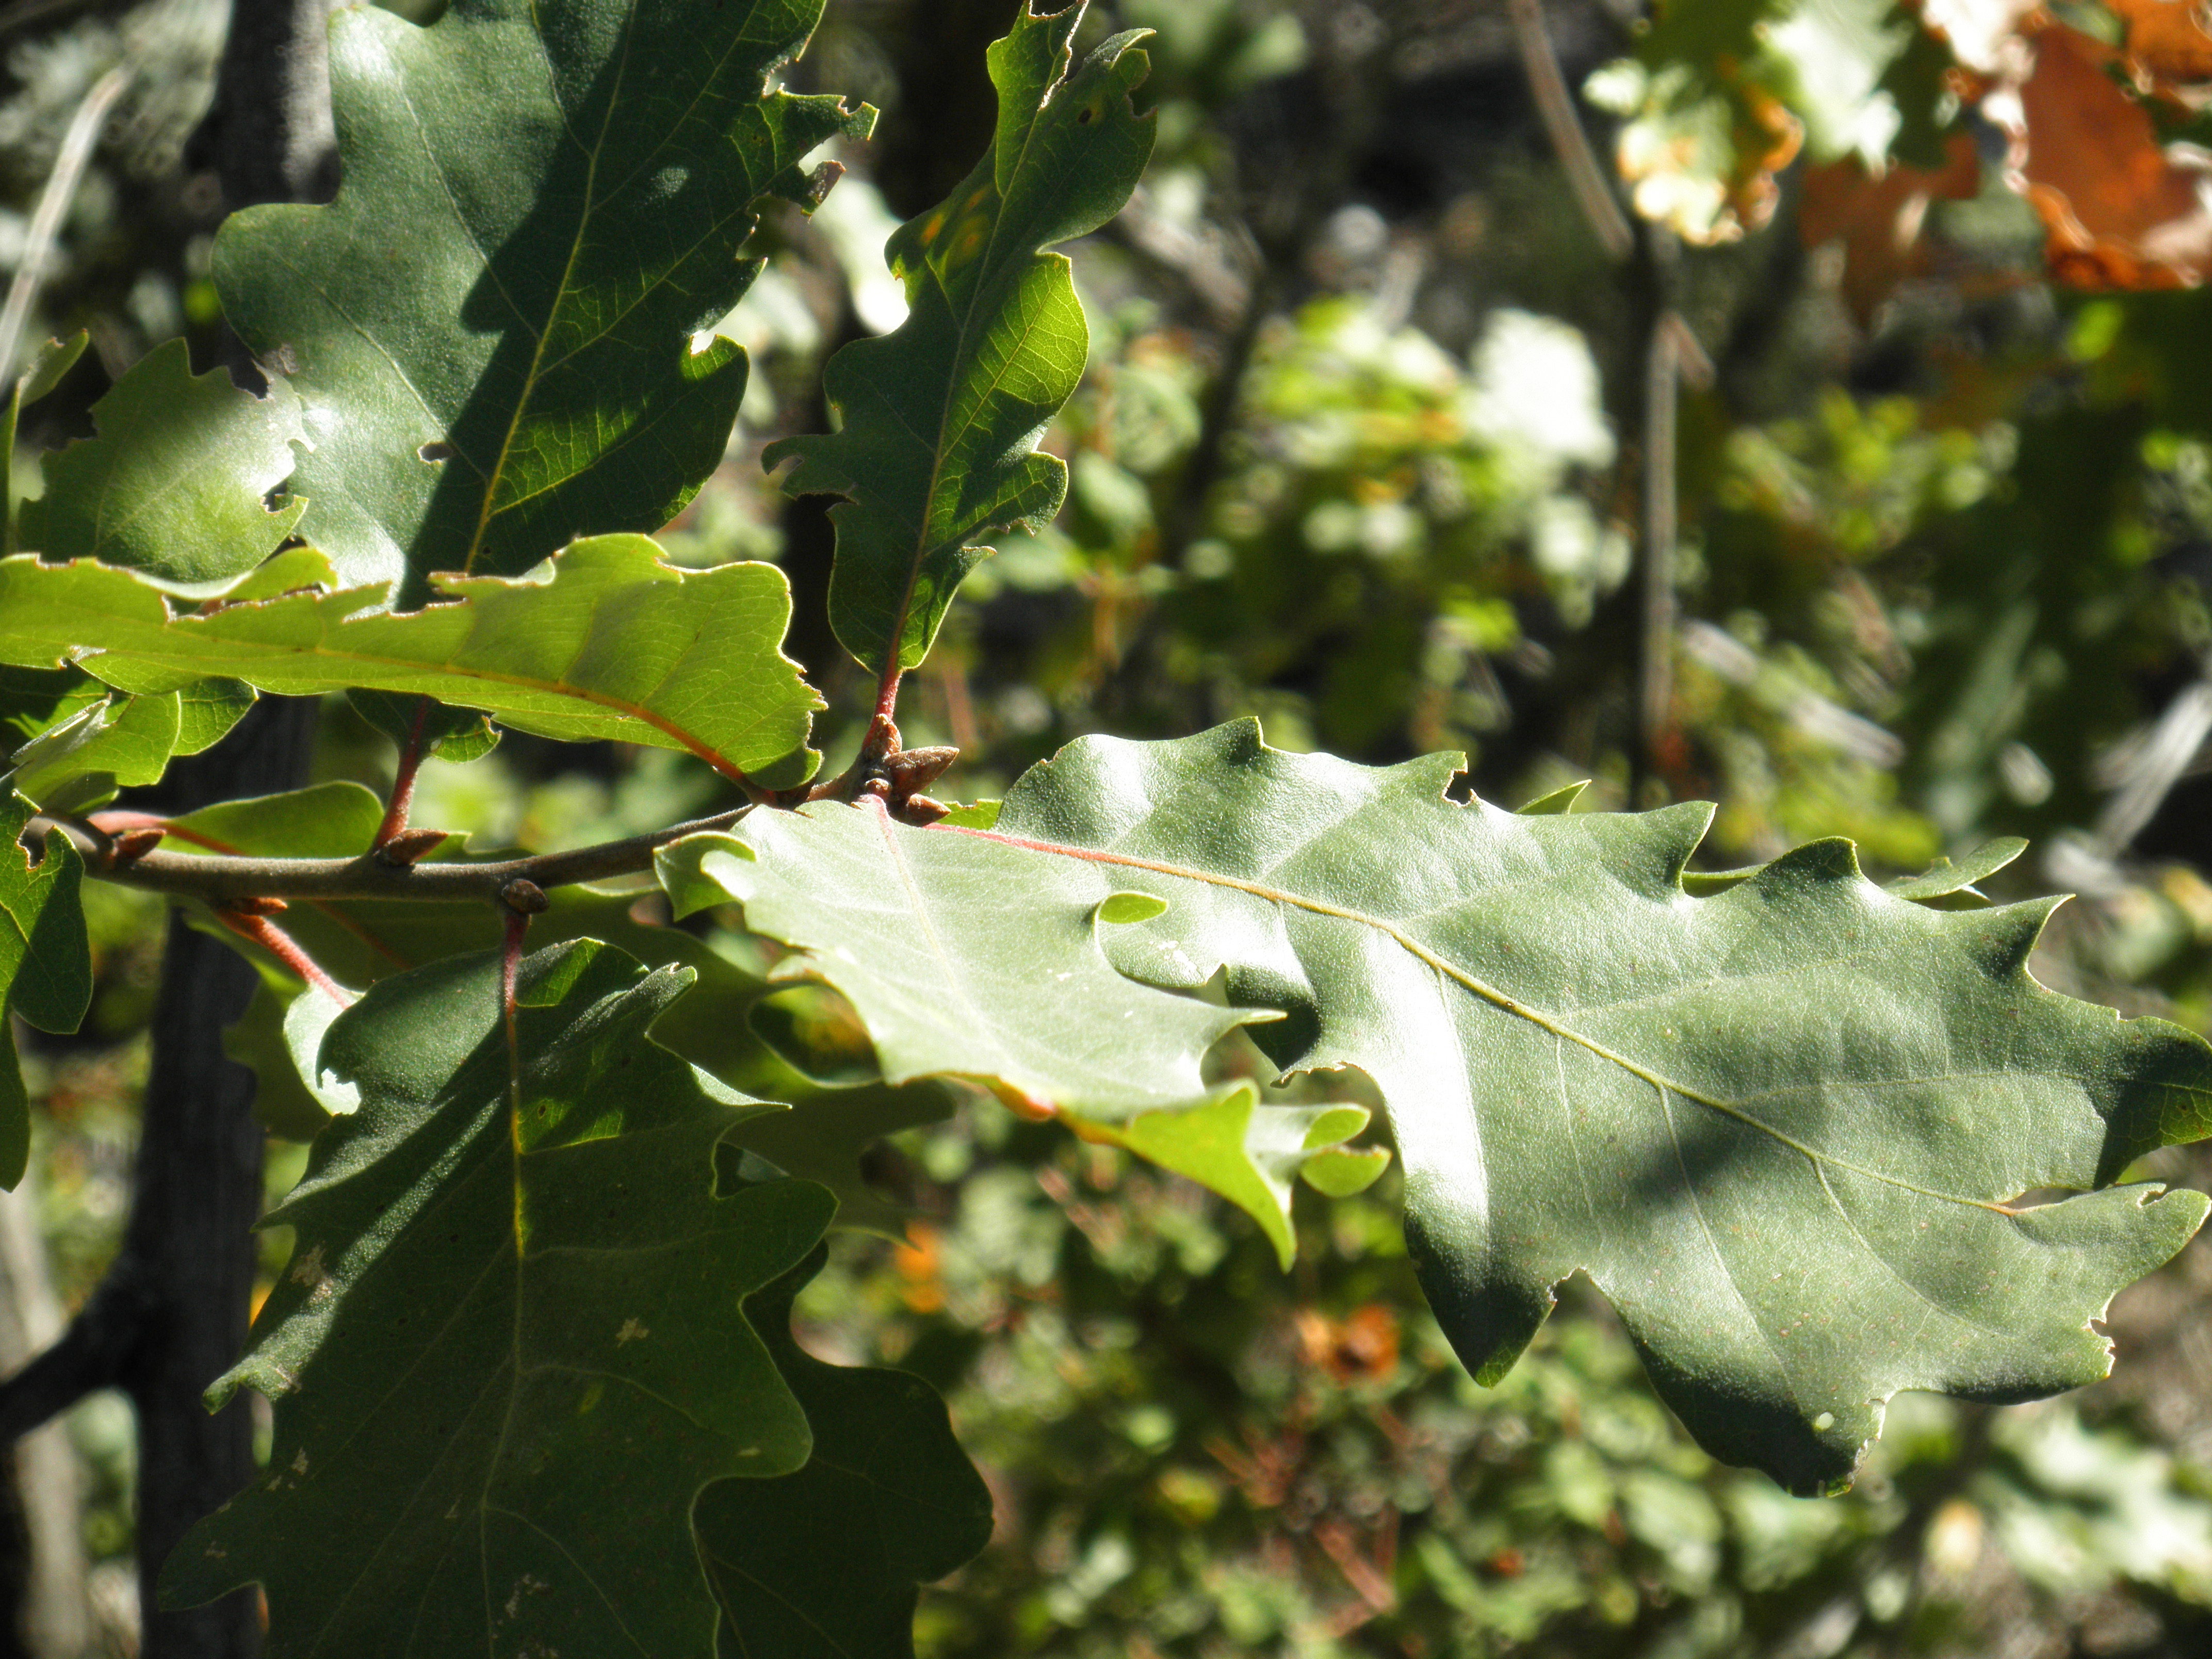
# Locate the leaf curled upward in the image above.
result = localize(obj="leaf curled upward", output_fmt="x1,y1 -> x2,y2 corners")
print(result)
214,0 -> 871,600
673,722 -> 2212,1495
162,940 -> 837,1656
765,1 -> 1156,675
0,536 -> 823,787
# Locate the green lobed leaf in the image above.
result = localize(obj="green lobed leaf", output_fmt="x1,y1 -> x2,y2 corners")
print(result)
1888,837 -> 2028,906
2,333 -> 89,557
0,664 -> 92,746
173,678 -> 261,756
0,799 -> 89,1188
696,1244 -> 995,1658
0,536 -> 822,788
685,720 -> 2212,1494
223,977 -> 354,1141
170,782 -> 952,1225
763,1 -> 1156,674
5,690 -> 178,813
162,939 -> 837,1655
15,338 -> 307,592
658,799 -> 1383,1266
216,0 -> 869,600
1,666 -> 253,812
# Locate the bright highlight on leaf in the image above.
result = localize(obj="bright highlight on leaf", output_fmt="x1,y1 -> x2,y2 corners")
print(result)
766,0 -> 1156,675
163,940 -> 837,1656
0,536 -> 822,787
659,796 -> 1382,1266
214,0 -> 871,598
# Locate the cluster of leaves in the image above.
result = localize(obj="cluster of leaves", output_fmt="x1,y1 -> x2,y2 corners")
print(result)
8,0 -> 2212,1654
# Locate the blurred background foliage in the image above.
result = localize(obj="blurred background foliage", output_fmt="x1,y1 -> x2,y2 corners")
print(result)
15,0 -> 2212,1653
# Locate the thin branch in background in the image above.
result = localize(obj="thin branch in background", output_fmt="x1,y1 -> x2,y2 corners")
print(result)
1112,185 -> 1254,329
1506,0 -> 1633,263
0,67 -> 129,382
1678,620 -> 1903,767
2094,679 -> 2212,856
0,1275 -> 145,1444
934,660 -> 981,754
0,0 -> 95,39
1505,0 -> 1700,795
1663,311 -> 1715,390
1638,304 -> 1682,794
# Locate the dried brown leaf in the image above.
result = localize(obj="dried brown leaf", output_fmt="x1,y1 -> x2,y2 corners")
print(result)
1998,22 -> 2212,288
1800,132 -> 1981,321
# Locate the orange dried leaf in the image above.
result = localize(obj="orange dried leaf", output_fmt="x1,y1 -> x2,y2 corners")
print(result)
2110,0 -> 2212,98
1294,1304 -> 1400,1385
1800,131 -> 1982,320
2000,21 -> 2212,287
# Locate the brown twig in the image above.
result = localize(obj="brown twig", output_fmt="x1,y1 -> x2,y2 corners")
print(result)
370,696 -> 432,853
20,804 -> 755,905
1637,303 -> 1682,794
1506,0 -> 1633,263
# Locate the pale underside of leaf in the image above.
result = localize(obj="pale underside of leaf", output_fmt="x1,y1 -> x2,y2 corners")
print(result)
658,798 -> 1379,1264
710,720 -> 2212,1493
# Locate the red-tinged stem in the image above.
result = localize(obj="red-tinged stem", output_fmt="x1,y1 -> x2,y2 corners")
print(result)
865,665 -> 903,758
87,811 -> 233,857
212,908 -> 352,1006
371,696 -> 432,852
25,804 -> 753,904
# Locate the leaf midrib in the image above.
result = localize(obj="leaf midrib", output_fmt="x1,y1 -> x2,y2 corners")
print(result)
946,823 -> 2017,1215
880,55 -> 1063,668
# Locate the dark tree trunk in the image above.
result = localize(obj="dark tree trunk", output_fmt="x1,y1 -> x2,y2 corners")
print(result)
126,701 -> 318,1659
125,0 -> 334,1651
198,0 -> 337,214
